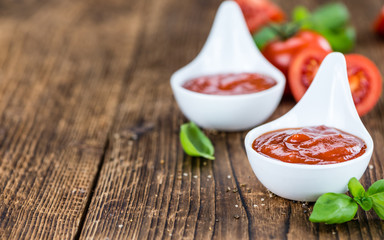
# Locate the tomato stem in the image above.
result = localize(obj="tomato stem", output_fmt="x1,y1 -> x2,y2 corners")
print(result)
268,23 -> 301,41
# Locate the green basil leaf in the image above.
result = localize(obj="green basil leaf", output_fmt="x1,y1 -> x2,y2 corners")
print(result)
309,193 -> 358,224
367,180 -> 384,219
180,122 -> 214,160
348,178 -> 372,210
367,179 -> 384,196
315,26 -> 355,53
348,177 -> 365,199
311,3 -> 349,31
292,6 -> 311,22
370,193 -> 384,220
354,196 -> 373,211
291,2 -> 354,53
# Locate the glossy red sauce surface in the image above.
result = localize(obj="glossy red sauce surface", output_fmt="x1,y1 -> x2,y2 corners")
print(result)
182,73 -> 277,95
252,125 -> 366,165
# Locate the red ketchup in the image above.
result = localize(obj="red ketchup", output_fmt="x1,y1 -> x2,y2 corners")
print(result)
182,73 -> 277,95
252,125 -> 367,165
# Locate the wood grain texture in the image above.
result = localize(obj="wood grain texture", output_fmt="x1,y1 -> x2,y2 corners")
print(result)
0,0 -> 384,239
0,0 -> 140,238
80,0 -> 384,239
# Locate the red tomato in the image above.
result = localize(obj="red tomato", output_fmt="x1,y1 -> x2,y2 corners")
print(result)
262,31 -> 331,94
289,49 -> 383,116
373,7 -> 384,36
288,48 -> 329,101
235,0 -> 285,33
262,31 -> 331,79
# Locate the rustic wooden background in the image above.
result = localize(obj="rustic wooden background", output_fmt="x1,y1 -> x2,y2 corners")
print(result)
0,0 -> 383,239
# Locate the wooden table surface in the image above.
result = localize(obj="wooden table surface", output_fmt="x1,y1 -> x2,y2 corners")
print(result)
0,0 -> 383,239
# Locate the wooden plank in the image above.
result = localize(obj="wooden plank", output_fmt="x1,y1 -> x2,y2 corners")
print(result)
0,0 -> 375,239
0,0 -> 144,238
80,0 -> 384,239
79,0 -> 222,238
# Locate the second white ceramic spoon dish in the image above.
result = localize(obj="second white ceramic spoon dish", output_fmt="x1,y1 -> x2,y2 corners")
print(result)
245,52 -> 373,202
170,1 -> 285,131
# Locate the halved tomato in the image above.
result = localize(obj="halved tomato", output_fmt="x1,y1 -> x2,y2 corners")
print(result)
262,31 -> 331,94
346,54 -> 382,116
288,48 -> 329,101
262,31 -> 331,78
289,49 -> 382,116
235,0 -> 285,34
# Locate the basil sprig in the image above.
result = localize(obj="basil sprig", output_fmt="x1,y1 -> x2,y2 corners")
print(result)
292,3 -> 356,53
367,179 -> 384,219
310,177 -> 384,224
253,3 -> 356,53
180,122 -> 215,160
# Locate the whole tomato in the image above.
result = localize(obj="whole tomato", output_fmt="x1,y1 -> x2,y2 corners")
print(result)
262,31 -> 332,92
236,0 -> 285,34
373,6 -> 384,36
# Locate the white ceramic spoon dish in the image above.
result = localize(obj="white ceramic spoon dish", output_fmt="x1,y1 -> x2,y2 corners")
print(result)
245,52 -> 374,202
170,1 -> 285,131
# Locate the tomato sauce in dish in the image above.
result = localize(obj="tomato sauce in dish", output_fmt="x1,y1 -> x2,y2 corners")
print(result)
182,73 -> 277,95
252,125 -> 366,165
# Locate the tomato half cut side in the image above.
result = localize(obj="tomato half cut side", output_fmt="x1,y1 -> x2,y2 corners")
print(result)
288,48 -> 329,101
262,31 -> 331,78
346,54 -> 382,116
289,50 -> 383,116
262,31 -> 331,95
